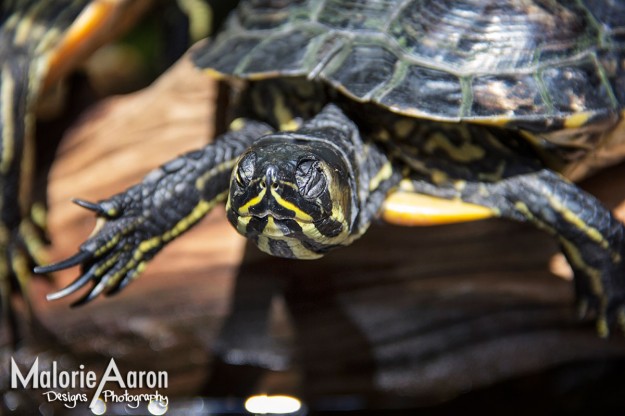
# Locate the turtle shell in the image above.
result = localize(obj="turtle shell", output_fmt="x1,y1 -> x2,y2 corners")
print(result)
193,0 -> 625,130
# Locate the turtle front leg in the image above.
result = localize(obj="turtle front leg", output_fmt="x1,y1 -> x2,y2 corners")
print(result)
36,120 -> 273,304
386,120 -> 625,336
404,169 -> 625,336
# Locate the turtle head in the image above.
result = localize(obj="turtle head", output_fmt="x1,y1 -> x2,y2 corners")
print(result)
226,135 -> 354,259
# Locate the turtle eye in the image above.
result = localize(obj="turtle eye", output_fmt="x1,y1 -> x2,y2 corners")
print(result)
296,158 -> 327,199
236,152 -> 256,187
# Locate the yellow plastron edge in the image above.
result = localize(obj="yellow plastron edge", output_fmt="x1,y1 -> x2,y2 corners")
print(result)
382,191 -> 494,226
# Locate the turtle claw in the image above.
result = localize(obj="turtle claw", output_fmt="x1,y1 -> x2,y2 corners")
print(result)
34,250 -> 93,274
38,144 -> 219,305
72,198 -> 105,214
37,181 -> 175,304
71,275 -> 109,307
72,198 -> 118,218
45,262 -> 97,301
44,249 -> 135,306
37,218 -> 140,304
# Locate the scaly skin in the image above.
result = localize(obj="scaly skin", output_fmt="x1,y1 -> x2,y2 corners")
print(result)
38,101 -> 625,336
385,120 -> 625,336
38,121 -> 273,304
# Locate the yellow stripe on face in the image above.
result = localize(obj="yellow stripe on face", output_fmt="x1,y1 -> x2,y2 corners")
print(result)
382,191 -> 494,226
238,187 -> 266,215
263,216 -> 284,237
270,188 -> 313,222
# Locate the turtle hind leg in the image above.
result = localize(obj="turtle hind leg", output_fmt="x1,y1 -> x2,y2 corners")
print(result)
404,169 -> 625,336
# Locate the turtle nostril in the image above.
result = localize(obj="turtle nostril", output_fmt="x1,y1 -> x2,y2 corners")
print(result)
263,165 -> 278,190
266,165 -> 278,182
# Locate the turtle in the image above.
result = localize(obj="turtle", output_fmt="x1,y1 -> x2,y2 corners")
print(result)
0,0 -> 159,343
37,0 -> 625,337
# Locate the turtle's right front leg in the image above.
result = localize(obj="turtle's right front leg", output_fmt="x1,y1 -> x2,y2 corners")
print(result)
35,119 -> 273,304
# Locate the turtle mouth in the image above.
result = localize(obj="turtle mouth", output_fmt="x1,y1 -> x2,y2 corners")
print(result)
260,217 -> 293,238
234,209 -> 316,224
231,211 -> 307,238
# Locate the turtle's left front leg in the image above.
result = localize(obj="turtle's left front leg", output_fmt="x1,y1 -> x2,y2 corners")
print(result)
36,119 -> 273,304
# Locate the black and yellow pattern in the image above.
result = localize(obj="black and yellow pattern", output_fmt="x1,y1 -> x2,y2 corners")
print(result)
226,104 -> 399,259
39,0 -> 625,337
383,119 -> 625,336
0,0 -> 152,343
38,120 -> 274,303
0,0 -> 93,342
